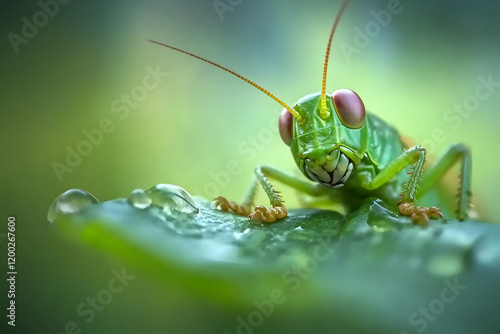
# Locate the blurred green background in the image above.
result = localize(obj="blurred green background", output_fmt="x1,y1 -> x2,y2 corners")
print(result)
1,0 -> 500,333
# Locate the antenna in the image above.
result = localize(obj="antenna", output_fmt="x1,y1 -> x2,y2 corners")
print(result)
148,39 -> 304,123
319,0 -> 350,119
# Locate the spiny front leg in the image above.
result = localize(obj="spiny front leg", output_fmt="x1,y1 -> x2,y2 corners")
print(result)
214,165 -> 327,223
415,144 -> 472,221
359,145 -> 443,226
246,166 -> 288,223
399,144 -> 472,224
397,146 -> 443,226
213,169 -> 286,223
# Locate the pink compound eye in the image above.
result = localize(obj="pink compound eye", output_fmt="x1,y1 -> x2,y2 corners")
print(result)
279,108 -> 294,146
331,89 -> 366,129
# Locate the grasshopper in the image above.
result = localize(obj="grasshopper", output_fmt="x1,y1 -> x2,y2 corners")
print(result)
149,0 -> 471,226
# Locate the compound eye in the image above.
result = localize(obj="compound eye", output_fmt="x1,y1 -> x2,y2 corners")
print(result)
279,108 -> 294,146
331,89 -> 366,129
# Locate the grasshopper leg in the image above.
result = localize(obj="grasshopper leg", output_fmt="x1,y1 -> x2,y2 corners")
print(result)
359,145 -> 443,226
214,165 -> 327,223
213,196 -> 253,217
415,143 -> 472,221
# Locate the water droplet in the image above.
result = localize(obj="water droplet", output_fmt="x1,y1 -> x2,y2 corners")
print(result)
127,188 -> 152,209
47,189 -> 98,223
146,184 -> 199,215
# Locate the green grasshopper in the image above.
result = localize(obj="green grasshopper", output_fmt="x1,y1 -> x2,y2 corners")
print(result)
149,0 -> 471,226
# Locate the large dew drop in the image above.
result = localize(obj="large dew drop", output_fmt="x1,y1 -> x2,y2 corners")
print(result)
127,188 -> 152,209
47,189 -> 98,223
146,184 -> 199,215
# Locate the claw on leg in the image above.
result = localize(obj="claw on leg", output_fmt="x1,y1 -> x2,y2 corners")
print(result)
214,196 -> 288,223
249,205 -> 288,223
398,202 -> 443,227
214,196 -> 252,216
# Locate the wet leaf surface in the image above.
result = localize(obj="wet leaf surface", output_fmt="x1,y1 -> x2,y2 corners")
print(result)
52,197 -> 500,334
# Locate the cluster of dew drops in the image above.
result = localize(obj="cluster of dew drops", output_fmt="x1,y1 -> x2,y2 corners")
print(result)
47,184 -> 199,223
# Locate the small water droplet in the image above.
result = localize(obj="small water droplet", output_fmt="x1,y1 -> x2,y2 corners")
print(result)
146,184 -> 199,215
127,188 -> 152,209
47,189 -> 98,223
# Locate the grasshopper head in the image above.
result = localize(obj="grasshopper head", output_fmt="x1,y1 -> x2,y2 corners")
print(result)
277,0 -> 366,188
279,90 -> 368,188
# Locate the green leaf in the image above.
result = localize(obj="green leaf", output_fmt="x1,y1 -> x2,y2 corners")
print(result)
52,197 -> 500,333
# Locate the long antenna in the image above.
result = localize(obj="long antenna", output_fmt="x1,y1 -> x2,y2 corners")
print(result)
319,0 -> 350,119
148,39 -> 303,123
